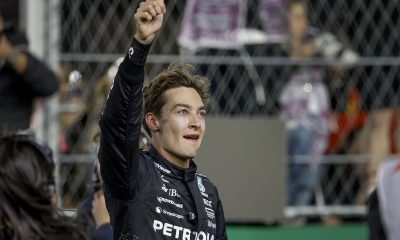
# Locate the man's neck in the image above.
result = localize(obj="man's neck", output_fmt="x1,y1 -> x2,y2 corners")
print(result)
152,145 -> 190,169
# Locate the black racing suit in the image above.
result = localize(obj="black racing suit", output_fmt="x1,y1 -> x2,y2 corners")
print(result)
98,38 -> 228,240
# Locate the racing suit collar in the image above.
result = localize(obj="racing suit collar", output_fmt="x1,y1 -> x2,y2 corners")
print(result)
149,146 -> 197,182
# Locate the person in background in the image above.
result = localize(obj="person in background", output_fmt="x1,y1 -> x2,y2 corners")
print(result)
367,158 -> 400,240
98,0 -> 228,239
279,0 -> 331,207
0,12 -> 58,131
0,132 -> 87,240
280,0 -> 358,208
76,129 -> 150,240
349,0 -> 400,205
375,159 -> 400,240
76,159 -> 112,240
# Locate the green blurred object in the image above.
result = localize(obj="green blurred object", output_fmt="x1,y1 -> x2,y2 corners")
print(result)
227,223 -> 367,240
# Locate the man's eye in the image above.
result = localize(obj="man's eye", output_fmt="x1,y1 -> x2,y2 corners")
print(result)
198,111 -> 207,118
178,109 -> 188,115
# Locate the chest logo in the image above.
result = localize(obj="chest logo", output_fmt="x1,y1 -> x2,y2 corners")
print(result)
162,184 -> 181,197
197,176 -> 205,193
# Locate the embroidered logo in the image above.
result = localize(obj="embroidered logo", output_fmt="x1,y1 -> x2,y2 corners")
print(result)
197,176 -> 205,193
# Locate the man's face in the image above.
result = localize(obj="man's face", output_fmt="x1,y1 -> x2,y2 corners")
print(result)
288,3 -> 308,41
153,87 -> 206,164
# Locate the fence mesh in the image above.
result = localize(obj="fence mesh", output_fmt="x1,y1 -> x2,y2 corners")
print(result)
56,0 -> 400,216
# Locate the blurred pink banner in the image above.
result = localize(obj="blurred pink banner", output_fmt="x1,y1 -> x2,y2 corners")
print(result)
178,0 -> 245,51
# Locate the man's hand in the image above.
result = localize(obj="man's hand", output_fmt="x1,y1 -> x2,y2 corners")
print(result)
92,190 -> 111,228
134,0 -> 166,45
0,34 -> 14,60
0,34 -> 28,73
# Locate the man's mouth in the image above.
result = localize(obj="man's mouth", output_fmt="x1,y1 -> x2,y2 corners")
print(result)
183,134 -> 199,140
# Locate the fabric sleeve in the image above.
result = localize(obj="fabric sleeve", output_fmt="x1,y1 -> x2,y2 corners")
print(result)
215,189 -> 228,240
18,52 -> 58,97
98,38 -> 152,200
92,223 -> 113,240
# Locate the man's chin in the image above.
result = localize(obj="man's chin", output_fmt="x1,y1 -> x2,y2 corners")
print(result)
185,152 -> 197,159
185,150 -> 198,159
182,145 -> 199,156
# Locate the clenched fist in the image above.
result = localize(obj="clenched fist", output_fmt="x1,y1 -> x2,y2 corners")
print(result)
134,0 -> 166,44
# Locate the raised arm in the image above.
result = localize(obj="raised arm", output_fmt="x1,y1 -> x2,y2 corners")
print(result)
98,0 -> 165,201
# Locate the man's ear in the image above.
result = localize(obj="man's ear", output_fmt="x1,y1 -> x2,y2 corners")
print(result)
145,112 -> 160,132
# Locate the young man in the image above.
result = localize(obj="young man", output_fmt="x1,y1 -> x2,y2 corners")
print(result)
98,1 -> 228,239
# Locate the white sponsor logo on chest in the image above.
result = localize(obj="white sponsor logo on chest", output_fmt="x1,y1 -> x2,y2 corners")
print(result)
153,220 -> 215,240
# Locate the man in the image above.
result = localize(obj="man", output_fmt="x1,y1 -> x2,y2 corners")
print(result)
98,1 -> 228,239
0,13 -> 58,131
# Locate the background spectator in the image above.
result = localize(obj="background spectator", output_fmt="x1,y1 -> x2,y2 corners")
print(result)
0,132 -> 86,239
279,0 -> 331,206
0,12 -> 58,132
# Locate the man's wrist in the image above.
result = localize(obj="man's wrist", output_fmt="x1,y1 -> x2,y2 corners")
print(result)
126,37 -> 152,66
134,33 -> 153,45
5,47 -> 28,74
132,37 -> 152,50
95,218 -> 111,228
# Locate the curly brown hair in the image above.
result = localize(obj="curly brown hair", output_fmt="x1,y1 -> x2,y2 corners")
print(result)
142,64 -> 210,135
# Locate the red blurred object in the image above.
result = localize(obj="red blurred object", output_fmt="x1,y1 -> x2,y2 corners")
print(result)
326,88 -> 367,153
326,88 -> 398,154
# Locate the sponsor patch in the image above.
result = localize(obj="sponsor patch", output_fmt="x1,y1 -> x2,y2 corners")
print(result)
197,176 -> 206,193
153,220 -> 215,240
155,163 -> 171,174
157,196 -> 183,208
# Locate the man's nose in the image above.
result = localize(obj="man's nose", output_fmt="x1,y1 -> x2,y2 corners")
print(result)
189,113 -> 201,128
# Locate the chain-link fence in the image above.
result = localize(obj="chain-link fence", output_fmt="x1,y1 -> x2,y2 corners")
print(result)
54,0 -> 400,218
